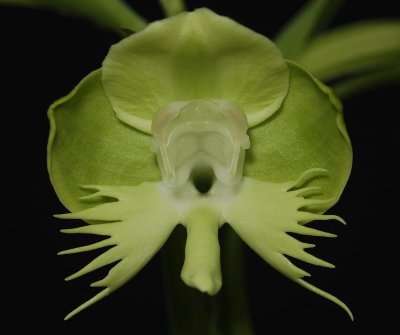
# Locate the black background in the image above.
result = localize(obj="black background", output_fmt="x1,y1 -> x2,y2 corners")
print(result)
1,1 -> 399,334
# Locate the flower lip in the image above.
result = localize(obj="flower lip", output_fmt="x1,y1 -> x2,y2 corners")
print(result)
151,99 -> 250,189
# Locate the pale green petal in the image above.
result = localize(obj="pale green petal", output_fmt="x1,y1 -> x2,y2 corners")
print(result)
226,174 -> 353,320
0,0 -> 147,34
47,70 -> 160,212
57,182 -> 179,320
295,20 -> 400,81
245,61 -> 352,208
275,0 -> 344,59
102,8 -> 289,133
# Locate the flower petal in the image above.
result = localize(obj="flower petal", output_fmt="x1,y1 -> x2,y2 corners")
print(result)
226,174 -> 353,320
48,70 -> 160,212
102,8 -> 289,133
57,182 -> 179,319
245,61 -> 352,209
181,205 -> 222,295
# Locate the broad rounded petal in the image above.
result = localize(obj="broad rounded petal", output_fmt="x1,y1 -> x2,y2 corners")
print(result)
102,8 -> 289,133
245,61 -> 352,205
48,70 -> 160,212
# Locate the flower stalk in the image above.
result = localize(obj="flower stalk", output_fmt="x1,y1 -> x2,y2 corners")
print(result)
159,0 -> 187,17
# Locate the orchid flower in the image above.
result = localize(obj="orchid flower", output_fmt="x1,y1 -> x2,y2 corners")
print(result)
47,9 -> 353,320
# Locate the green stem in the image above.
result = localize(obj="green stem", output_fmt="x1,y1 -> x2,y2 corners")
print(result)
221,228 -> 254,335
162,226 -> 254,335
275,0 -> 344,59
159,0 -> 186,17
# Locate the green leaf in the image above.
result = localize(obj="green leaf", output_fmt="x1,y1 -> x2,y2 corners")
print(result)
295,20 -> 400,81
333,63 -> 400,98
245,61 -> 352,208
0,0 -> 147,34
275,0 -> 344,59
102,8 -> 289,133
47,70 -> 161,212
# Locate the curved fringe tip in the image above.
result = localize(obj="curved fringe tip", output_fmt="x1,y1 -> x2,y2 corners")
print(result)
298,279 -> 354,321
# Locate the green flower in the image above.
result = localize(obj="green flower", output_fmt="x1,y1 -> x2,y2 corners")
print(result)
48,9 -> 352,320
